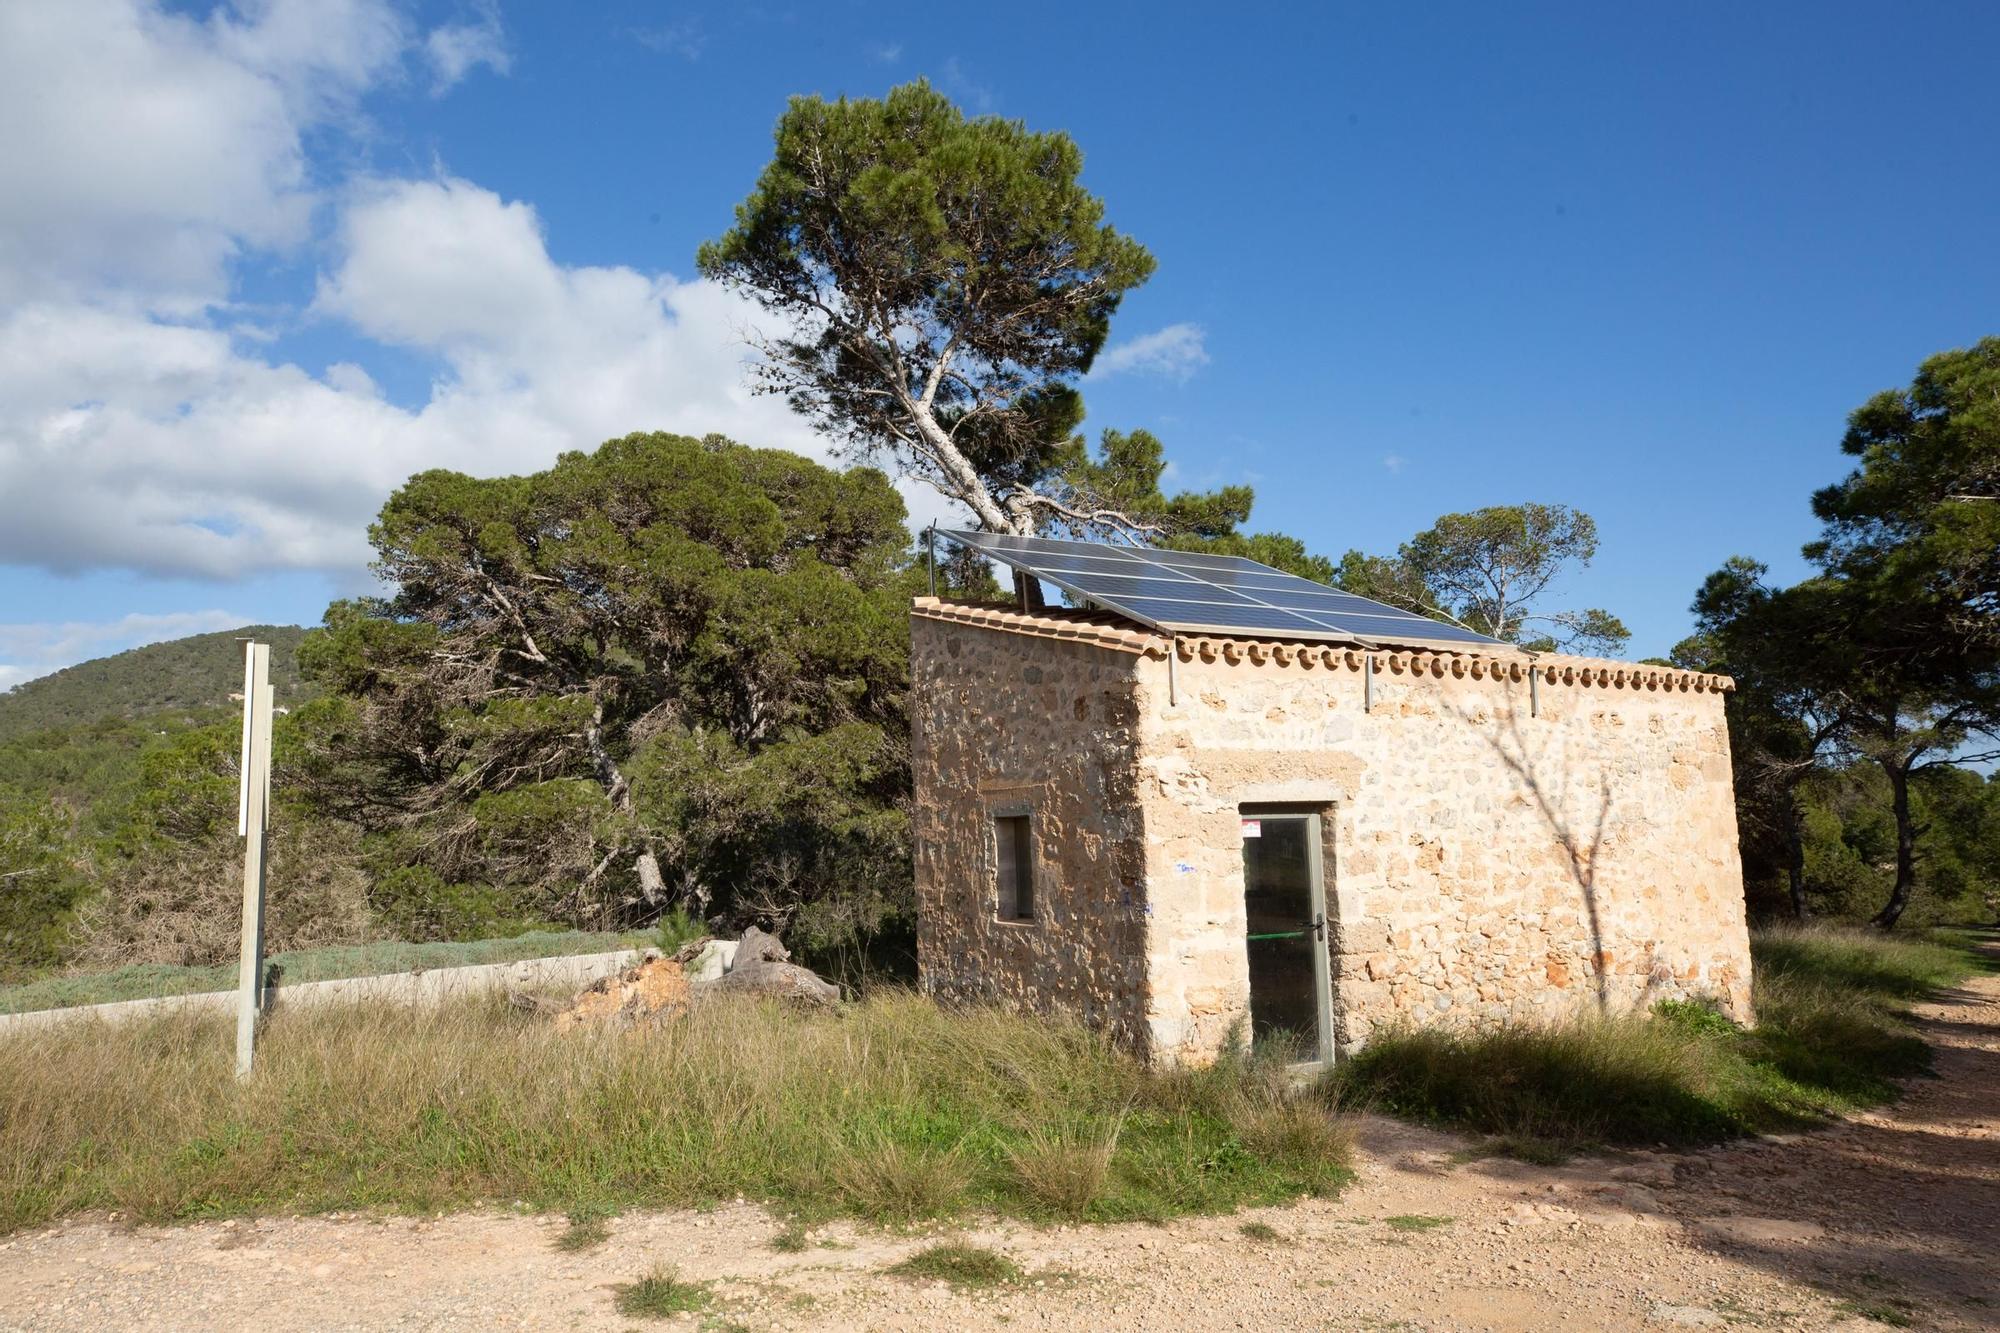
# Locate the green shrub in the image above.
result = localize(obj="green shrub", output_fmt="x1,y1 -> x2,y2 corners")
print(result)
1653,997 -> 1739,1038
370,866 -> 548,942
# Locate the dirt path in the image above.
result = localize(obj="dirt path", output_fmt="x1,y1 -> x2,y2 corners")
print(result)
4,950 -> 1995,1333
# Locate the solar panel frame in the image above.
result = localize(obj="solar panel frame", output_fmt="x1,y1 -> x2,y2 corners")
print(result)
942,529 -> 1513,653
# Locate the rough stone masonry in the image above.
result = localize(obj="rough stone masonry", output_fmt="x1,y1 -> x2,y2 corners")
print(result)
909,596 -> 1752,1064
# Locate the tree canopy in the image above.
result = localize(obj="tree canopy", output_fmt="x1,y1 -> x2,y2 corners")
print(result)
295,432 -> 918,950
1687,339 -> 2000,928
700,79 -> 1156,540
1337,503 -> 1629,655
1809,336 -> 2000,658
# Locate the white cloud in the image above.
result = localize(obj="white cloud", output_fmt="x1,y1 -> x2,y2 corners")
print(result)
1382,453 -> 1408,474
870,42 -> 903,64
0,0 -> 936,612
0,610 -> 250,691
1091,322 -> 1210,381
939,56 -> 994,112
629,19 -> 704,60
425,1 -> 509,94
0,178 -> 842,579
0,0 -> 407,312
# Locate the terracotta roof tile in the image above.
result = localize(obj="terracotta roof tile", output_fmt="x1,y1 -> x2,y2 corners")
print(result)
911,597 -> 1734,694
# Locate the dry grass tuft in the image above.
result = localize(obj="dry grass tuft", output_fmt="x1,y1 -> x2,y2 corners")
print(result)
1231,1100 -> 1356,1190
1004,1119 -> 1122,1219
830,1138 -> 971,1223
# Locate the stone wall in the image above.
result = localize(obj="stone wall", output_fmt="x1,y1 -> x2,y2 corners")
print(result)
908,600 -> 1752,1067
1134,641 -> 1751,1060
909,612 -> 1155,1048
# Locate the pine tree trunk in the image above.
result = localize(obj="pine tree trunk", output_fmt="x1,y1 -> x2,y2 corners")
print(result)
635,851 -> 666,904
1785,799 -> 1809,921
1871,762 -> 1918,930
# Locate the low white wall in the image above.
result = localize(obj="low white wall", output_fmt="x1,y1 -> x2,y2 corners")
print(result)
0,948 -> 642,1036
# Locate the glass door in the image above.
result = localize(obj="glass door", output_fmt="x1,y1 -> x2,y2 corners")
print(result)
1240,811 -> 1333,1066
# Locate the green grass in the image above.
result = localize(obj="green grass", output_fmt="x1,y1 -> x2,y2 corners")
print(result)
887,1242 -> 1022,1288
0,989 -> 1354,1235
769,1219 -> 810,1252
1383,1214 -> 1452,1232
1835,1298 -> 1915,1328
0,930 -> 650,1015
1237,1220 -> 1282,1242
615,1264 -> 711,1318
555,1206 -> 611,1251
1331,924 -> 1990,1155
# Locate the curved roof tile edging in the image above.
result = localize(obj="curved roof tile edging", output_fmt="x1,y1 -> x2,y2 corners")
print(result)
911,598 -> 1733,694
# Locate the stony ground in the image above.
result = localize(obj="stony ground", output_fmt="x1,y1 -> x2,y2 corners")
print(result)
3,952 -> 1994,1332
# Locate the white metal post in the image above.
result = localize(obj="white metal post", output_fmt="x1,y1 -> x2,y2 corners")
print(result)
235,641 -> 273,1078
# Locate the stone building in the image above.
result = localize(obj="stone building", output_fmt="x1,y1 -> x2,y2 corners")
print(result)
909,594 -> 1752,1066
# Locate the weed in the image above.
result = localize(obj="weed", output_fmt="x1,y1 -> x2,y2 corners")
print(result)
1237,1220 -> 1282,1242
888,1242 -> 1022,1288
1384,1214 -> 1452,1232
615,1264 -> 711,1319
769,1220 -> 809,1253
1654,997 -> 1739,1038
555,1206 -> 610,1251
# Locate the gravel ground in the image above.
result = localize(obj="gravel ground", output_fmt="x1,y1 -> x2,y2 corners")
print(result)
3,944 -> 1993,1332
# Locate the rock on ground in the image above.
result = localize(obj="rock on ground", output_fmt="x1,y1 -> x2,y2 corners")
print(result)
551,953 -> 691,1029
701,925 -> 840,1009
552,928 -> 838,1031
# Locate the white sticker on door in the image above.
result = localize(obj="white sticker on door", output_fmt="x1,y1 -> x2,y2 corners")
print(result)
1240,819 -> 1261,839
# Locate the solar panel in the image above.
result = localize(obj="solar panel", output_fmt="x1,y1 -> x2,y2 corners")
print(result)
942,529 -> 1511,651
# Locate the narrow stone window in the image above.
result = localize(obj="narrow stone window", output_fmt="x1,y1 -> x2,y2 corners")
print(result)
994,814 -> 1035,922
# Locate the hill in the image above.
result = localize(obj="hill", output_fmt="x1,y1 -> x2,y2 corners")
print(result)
0,626 -> 313,741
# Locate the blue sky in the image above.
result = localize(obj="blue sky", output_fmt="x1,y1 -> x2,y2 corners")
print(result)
3,0 -> 1996,686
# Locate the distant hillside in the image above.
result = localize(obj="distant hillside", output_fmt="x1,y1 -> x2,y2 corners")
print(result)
0,626 -> 313,740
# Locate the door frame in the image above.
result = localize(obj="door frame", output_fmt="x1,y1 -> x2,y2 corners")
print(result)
1239,804 -> 1335,1069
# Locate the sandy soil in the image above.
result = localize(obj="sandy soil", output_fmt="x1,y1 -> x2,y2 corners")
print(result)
3,945 -> 1994,1333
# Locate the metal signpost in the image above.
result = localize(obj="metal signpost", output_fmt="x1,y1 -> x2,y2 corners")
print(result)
235,640 -> 274,1078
